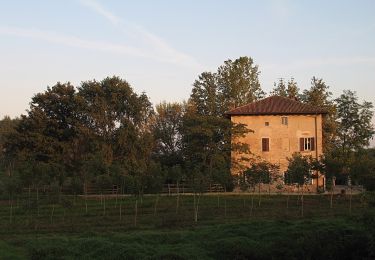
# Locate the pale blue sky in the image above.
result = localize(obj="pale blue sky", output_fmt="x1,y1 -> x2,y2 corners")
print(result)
1,0 -> 375,120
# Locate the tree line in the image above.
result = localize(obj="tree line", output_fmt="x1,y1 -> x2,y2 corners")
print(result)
0,56 -> 374,198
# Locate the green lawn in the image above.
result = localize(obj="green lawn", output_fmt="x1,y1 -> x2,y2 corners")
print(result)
0,193 -> 374,259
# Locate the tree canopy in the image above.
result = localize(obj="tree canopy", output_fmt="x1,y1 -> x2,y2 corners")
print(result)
0,56 -> 374,194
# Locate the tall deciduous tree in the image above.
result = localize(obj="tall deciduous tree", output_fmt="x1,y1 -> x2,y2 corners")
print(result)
301,77 -> 337,153
181,102 -> 250,191
335,90 -> 374,154
191,56 -> 264,116
0,116 -> 19,174
270,78 -> 287,97
286,78 -> 300,99
217,56 -> 264,112
5,76 -> 155,194
189,56 -> 260,181
6,83 -> 80,182
191,72 -> 219,116
153,102 -> 184,168
270,78 -> 300,99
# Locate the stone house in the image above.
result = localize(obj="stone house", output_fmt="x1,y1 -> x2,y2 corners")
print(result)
226,96 -> 327,192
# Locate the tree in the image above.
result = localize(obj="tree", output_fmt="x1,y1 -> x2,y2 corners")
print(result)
187,57 -> 258,188
181,103 -> 250,191
4,83 -> 82,185
217,56 -> 264,112
244,161 -> 279,206
191,56 -> 264,116
4,76 -> 155,199
351,149 -> 375,191
270,78 -> 287,97
287,78 -> 300,99
285,153 -> 313,216
152,102 -> 184,168
191,72 -> 219,116
78,77 -> 154,176
0,116 -> 19,176
335,90 -> 374,155
181,106 -> 231,185
321,153 -> 344,208
270,78 -> 300,99
301,77 -> 337,153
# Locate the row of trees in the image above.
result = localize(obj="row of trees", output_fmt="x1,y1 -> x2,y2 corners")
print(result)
0,56 -> 374,198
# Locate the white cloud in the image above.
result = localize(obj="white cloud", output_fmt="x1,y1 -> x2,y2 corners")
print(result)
80,0 -> 121,26
0,25 -> 149,58
78,0 -> 204,70
0,24 -> 203,69
0,0 -> 204,69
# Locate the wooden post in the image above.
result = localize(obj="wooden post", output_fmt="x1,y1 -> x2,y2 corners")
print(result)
134,199 -> 138,227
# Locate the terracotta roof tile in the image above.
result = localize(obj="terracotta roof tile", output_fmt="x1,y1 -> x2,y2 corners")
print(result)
225,96 -> 328,116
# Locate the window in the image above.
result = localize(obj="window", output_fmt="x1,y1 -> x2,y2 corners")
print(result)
300,137 -> 315,151
262,138 -> 270,152
281,117 -> 288,125
265,122 -> 269,126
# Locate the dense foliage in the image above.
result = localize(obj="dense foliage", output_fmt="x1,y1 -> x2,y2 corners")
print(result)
0,56 -> 374,196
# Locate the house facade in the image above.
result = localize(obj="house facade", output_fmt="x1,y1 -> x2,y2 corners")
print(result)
226,96 -> 327,191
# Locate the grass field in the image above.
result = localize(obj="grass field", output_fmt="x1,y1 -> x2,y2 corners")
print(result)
0,193 -> 374,259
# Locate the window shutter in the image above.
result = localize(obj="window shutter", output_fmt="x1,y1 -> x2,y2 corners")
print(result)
300,138 -> 304,151
262,138 -> 269,152
262,138 -> 266,151
311,137 -> 315,151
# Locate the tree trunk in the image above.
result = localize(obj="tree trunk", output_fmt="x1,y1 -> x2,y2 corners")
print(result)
134,199 -> 138,227
349,186 -> 353,214
193,192 -> 200,223
85,196 -> 88,215
9,195 -> 13,224
297,185 -> 300,206
224,198 -> 227,219
115,189 -> 118,209
258,182 -> 262,207
37,187 -> 39,216
330,177 -> 335,209
119,201 -> 122,221
103,195 -> 106,216
176,181 -> 180,214
250,194 -> 254,217
301,185 -> 304,217
50,204 -> 55,224
28,185 -> 31,209
154,194 -> 159,216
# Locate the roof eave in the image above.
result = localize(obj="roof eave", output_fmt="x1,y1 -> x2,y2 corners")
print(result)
226,111 -> 328,116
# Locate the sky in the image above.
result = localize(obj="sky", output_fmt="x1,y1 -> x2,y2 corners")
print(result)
1,0 -> 375,122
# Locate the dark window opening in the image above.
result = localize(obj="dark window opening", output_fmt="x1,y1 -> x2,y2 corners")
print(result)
262,138 -> 270,152
300,137 -> 315,151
